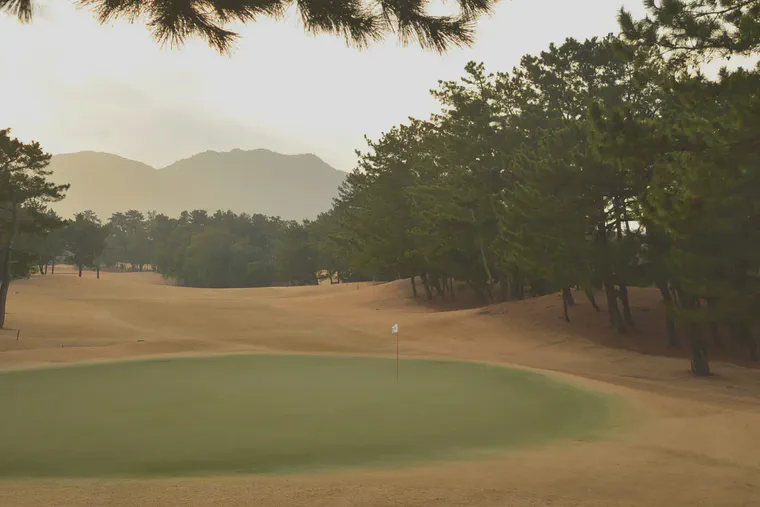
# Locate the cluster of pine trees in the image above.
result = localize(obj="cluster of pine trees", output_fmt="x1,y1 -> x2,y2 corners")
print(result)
100,209 -> 326,288
16,208 -> 331,289
306,3 -> 760,375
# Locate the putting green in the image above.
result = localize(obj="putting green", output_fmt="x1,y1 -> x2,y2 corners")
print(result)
0,354 -> 614,478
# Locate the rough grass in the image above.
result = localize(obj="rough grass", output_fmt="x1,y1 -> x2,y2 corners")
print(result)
0,354 -> 612,478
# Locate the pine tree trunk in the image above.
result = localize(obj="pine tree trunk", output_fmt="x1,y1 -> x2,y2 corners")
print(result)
603,277 -> 626,333
690,328 -> 711,376
471,209 -> 494,296
510,268 -> 524,300
433,277 -> 444,298
97,265 -> 100,279
677,290 -> 710,375
51,259 -> 55,274
38,265 -> 45,275
656,281 -> 678,347
78,265 -> 83,277
500,276 -> 509,302
585,287 -> 601,311
0,200 -> 20,329
44,263 -> 48,274
562,287 -> 571,322
420,272 -> 433,300
564,287 -> 575,306
449,277 -> 455,296
410,276 -> 417,297
0,274 -> 9,329
618,283 -> 636,329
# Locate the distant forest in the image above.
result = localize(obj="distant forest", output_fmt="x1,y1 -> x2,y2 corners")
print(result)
20,208 -> 339,288
4,1 -> 760,375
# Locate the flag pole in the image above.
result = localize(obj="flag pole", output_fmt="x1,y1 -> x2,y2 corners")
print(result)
396,328 -> 399,382
392,323 -> 399,382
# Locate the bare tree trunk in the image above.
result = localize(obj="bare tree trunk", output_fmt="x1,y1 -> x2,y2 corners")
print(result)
420,272 -> 433,301
656,281 -> 678,347
596,219 -> 625,333
585,287 -> 601,311
677,290 -> 710,375
618,283 -> 636,329
564,287 -> 575,306
471,210 -> 494,300
0,273 -> 10,329
690,328 -> 710,376
0,200 -> 20,329
562,287 -> 571,322
510,267 -> 524,300
603,277 -> 626,333
433,277 -> 444,298
484,281 -> 493,304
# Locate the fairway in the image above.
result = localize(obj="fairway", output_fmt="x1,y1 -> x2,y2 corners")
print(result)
0,354 -> 611,478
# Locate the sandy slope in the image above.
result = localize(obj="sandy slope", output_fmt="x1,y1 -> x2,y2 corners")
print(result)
1,269 -> 759,507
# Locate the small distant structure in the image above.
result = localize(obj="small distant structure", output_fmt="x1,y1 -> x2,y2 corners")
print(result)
317,270 -> 341,285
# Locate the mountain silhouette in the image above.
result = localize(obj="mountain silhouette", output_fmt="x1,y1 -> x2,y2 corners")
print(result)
48,149 -> 346,221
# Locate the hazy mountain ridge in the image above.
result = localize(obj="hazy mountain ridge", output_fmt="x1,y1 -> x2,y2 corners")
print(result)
48,149 -> 347,221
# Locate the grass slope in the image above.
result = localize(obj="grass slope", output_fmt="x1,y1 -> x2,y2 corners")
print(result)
0,354 -> 612,478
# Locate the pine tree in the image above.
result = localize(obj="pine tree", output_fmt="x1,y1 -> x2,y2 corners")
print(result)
1,0 -> 498,54
1,129 -> 68,328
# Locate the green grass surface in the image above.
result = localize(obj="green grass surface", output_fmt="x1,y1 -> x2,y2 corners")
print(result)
0,354 -> 614,478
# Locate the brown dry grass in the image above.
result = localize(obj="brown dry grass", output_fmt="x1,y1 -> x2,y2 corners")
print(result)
1,267 -> 759,507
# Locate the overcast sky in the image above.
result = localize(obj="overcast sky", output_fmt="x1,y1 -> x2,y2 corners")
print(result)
1,0 -> 649,171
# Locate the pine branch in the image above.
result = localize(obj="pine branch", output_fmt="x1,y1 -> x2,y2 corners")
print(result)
5,0 -> 498,53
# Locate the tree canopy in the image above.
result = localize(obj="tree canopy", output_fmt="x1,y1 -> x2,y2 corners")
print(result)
0,0 -> 498,53
619,0 -> 760,61
0,129 -> 67,328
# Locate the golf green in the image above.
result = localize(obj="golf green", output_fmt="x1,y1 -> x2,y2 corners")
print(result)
0,354 -> 613,478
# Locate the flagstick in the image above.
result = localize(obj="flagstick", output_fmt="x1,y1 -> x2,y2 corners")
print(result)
396,329 -> 399,383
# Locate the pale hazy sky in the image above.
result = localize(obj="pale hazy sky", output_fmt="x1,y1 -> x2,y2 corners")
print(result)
1,0 -> 648,172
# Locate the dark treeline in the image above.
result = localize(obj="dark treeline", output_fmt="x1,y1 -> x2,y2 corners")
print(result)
4,1 -> 760,375
99,209 -> 329,288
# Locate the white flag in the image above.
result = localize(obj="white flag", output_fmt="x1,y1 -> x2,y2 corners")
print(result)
391,324 -> 399,334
